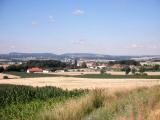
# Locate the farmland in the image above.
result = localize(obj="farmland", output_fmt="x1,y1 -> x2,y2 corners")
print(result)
1,84 -> 160,120
0,84 -> 86,120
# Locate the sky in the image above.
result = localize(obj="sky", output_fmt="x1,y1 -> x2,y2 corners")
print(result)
0,0 -> 160,55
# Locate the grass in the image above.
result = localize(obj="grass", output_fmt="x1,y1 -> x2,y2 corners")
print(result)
4,71 -> 160,79
4,72 -> 67,78
0,84 -> 87,120
76,74 -> 160,79
39,85 -> 160,120
1,84 -> 160,120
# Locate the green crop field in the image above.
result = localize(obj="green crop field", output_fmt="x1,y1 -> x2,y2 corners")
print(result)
0,84 -> 87,120
76,74 -> 160,79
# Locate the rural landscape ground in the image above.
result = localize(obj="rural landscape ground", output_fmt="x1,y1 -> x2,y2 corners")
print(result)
0,71 -> 160,120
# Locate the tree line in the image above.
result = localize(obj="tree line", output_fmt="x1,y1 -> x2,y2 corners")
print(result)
0,60 -> 67,72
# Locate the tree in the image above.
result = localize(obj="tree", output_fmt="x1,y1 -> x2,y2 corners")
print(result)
74,59 -> 78,68
0,67 -> 4,73
100,68 -> 106,74
125,66 -> 131,75
81,62 -> 87,68
153,64 -> 160,71
139,66 -> 145,74
131,67 -> 136,75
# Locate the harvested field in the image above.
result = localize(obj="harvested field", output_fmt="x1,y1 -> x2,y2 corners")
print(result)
0,77 -> 160,90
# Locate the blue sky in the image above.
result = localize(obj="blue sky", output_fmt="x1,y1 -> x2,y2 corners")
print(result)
0,0 -> 160,55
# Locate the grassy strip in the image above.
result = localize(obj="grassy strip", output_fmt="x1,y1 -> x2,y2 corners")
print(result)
39,86 -> 160,120
4,72 -> 65,78
76,74 -> 160,79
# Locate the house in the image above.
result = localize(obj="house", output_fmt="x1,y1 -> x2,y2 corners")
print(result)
96,64 -> 108,69
112,64 -> 124,70
86,62 -> 96,68
43,69 -> 51,73
27,67 -> 43,73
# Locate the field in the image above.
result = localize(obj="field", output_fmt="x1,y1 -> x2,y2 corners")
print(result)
39,85 -> 160,120
1,71 -> 160,120
77,74 -> 160,79
0,84 -> 86,120
1,84 -> 160,120
0,77 -> 160,90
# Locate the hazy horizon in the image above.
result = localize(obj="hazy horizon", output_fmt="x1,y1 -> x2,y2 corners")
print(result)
1,0 -> 160,55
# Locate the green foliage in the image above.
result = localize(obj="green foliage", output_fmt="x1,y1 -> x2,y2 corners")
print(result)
0,66 -> 4,73
108,60 -> 140,66
153,64 -> 160,71
3,76 -> 9,79
131,67 -> 136,75
100,68 -> 106,74
125,66 -> 131,75
40,86 -> 160,120
5,72 -> 68,78
0,84 -> 87,108
64,69 -> 69,72
5,60 -> 67,72
0,84 -> 87,120
139,66 -> 145,74
81,62 -> 87,68
77,74 -> 160,79
26,60 -> 66,68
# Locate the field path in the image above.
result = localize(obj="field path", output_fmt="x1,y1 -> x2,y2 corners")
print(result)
0,77 -> 160,90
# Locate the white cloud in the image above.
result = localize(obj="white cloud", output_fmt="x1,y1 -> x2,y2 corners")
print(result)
31,21 -> 39,26
72,9 -> 85,16
48,15 -> 55,23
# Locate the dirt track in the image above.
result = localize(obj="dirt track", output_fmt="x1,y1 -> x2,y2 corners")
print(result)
0,77 -> 160,90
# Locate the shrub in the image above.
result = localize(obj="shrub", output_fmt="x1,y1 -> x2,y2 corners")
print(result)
125,66 -> 131,75
100,68 -> 106,74
142,73 -> 148,76
0,67 -> 4,73
131,67 -> 136,75
64,69 -> 68,72
3,76 -> 9,79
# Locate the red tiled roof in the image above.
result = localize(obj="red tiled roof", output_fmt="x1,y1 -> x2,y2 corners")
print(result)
28,67 -> 43,72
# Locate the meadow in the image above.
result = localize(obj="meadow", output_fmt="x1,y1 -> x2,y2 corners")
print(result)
39,85 -> 160,120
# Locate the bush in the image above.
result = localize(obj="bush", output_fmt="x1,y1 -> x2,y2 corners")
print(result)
100,68 -> 106,74
125,66 -> 131,75
64,69 -> 68,72
142,73 -> 148,76
3,76 -> 9,79
0,67 -> 4,73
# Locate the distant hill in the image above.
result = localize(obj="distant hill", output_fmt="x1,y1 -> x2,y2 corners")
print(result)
0,52 -> 160,61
